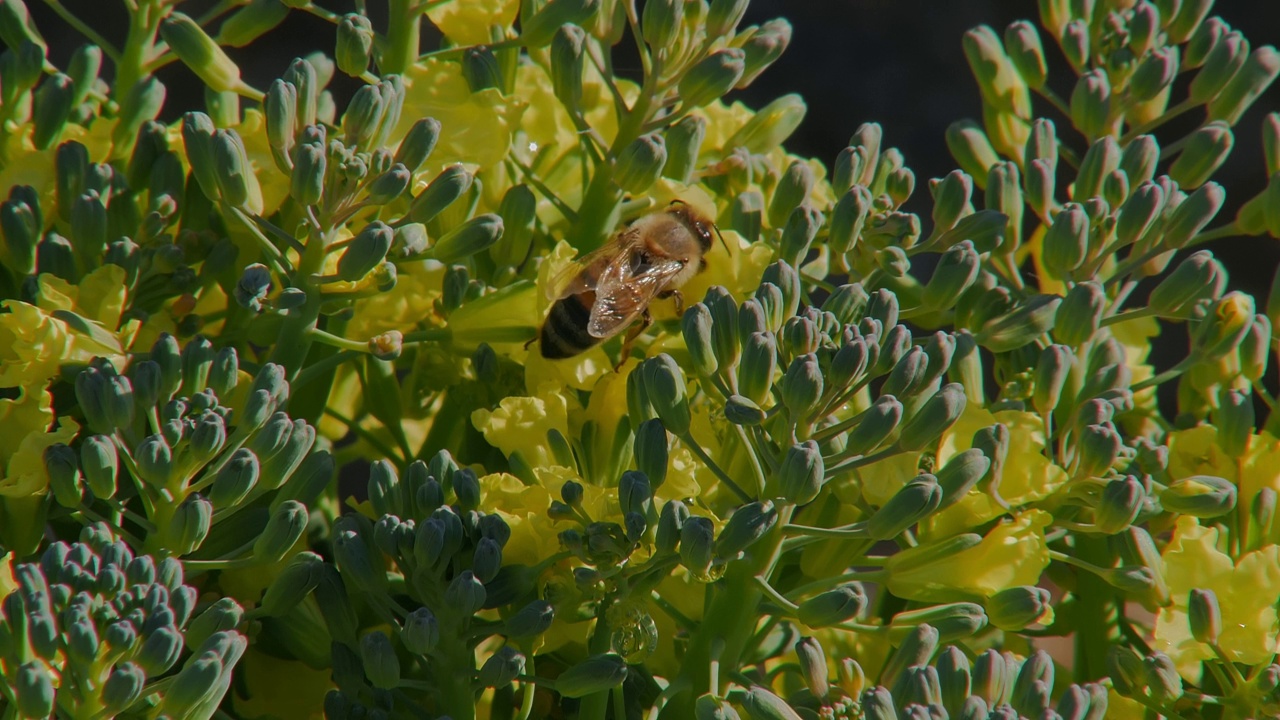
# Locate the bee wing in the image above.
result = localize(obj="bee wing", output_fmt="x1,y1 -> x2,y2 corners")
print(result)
587,252 -> 686,339
545,226 -> 644,300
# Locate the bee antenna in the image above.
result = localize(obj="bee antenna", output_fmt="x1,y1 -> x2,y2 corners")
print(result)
712,222 -> 730,254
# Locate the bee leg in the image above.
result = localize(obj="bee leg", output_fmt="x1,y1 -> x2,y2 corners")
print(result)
656,289 -> 685,315
614,310 -> 653,372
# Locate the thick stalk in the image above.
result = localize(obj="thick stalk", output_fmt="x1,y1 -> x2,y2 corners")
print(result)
1072,535 -> 1120,683
436,630 -> 477,720
658,506 -> 794,719
381,0 -> 423,75
268,228 -> 331,381
116,0 -> 163,102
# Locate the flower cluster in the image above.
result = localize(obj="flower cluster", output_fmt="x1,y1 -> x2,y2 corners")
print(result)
0,0 -> 1279,718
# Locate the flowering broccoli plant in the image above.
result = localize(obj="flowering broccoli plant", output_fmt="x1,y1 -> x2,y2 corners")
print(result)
1,0 -> 1279,718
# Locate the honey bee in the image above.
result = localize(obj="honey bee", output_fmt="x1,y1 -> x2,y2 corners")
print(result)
538,201 -> 720,362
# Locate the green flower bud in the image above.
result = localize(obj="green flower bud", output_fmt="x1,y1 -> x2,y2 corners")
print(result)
1075,136 -> 1120,204
253,551 -> 321,619
1169,122 -> 1234,190
725,93 -> 806,155
674,47 -> 746,111
775,441 -> 824,505
185,597 -> 244,651
930,169 -> 973,237
392,117 -> 441,176
76,433 -> 118,499
779,353 -> 823,419
1214,387 -> 1254,459
32,72 -> 74,151
101,662 -> 146,714
501,599 -> 552,639
703,286 -> 741,373
1023,157 -> 1055,221
364,163 -> 411,205
641,0 -> 682,50
735,686 -> 801,720
1185,588 -> 1222,645
844,395 -> 903,456
681,302 -> 718,377
1166,181 -> 1226,250
867,474 -> 943,540
289,140 -> 325,206
550,23 -> 586,111
430,213 -> 504,264
714,501 -> 777,562
719,395 -> 762,426
921,240 -> 980,313
1190,31 -> 1248,105
135,624 -> 184,676
444,570 -> 486,616
633,418 -> 669,490
1094,475 -> 1144,533
880,623 -> 941,691
898,383 -> 967,451
113,76 -> 167,163
680,515 -> 715,577
737,331 -> 777,405
976,294 -> 1062,353
357,630 -> 399,690
1208,46 -> 1280,126
69,189 -> 106,260
1042,202 -> 1088,279
945,120 -> 1000,188
1143,652 -> 1183,704
1162,474 -> 1237,518
1107,644 -> 1144,696
695,694 -> 742,720
769,160 -> 814,229
614,132 -> 667,193
797,583 -> 867,628
44,442 -> 82,508
1183,15 -> 1225,68
729,189 -> 763,243
828,185 -> 872,254
1131,47 -> 1179,102
337,221 -> 392,282
875,246 -> 909,277
881,346 -> 929,400
460,45 -> 502,92
0,0 -> 44,55
250,500 -> 307,563
557,653 -> 628,698
477,646 -> 525,688
792,636 -> 829,700
0,198 -> 38,275
637,354 -> 689,435
935,448 -> 990,511
397,606 -> 439,655
14,661 -> 55,718
1240,314 -> 1271,382
1114,180 -> 1164,247
984,586 -> 1052,631
161,13 -> 248,95
1054,281 -> 1104,346
706,0 -> 749,36
1070,70 -> 1111,140
1005,22 -> 1047,90
1032,344 -> 1073,418
737,18 -> 791,88
983,160 -> 1023,247
656,499 -> 689,554
208,128 -> 256,210
334,13 -> 374,77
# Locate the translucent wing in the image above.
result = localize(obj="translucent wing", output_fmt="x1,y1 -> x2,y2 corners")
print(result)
587,250 -> 685,339
545,226 -> 645,300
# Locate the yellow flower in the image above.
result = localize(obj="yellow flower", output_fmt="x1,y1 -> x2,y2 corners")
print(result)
0,552 -> 17,598
471,383 -> 572,469
397,58 -> 524,171
924,405 -> 1067,538
1167,425 -> 1280,509
0,299 -> 126,389
1153,515 -> 1280,681
232,647 -> 331,720
349,260 -> 446,340
0,116 -> 114,211
35,265 -> 128,328
886,510 -> 1051,603
477,473 -> 558,567
425,0 -> 519,46
0,384 -> 81,497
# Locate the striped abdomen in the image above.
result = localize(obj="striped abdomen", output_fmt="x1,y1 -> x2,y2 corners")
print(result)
540,291 -> 600,359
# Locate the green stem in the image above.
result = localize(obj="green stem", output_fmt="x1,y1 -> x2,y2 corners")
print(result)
114,0 -> 163,103
381,0 -> 422,75
41,0 -> 123,63
676,431 -> 751,502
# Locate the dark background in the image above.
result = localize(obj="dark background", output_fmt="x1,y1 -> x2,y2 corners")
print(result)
22,0 -> 1280,318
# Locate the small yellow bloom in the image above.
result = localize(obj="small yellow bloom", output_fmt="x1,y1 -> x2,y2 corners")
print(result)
0,386 -> 81,498
886,510 -> 1051,603
349,260 -> 446,340
1167,425 -> 1280,509
471,383 -> 572,469
426,0 -> 519,46
36,265 -> 128,328
398,58 -> 524,171
0,300 -> 125,388
477,473 -> 559,567
1153,515 -> 1280,681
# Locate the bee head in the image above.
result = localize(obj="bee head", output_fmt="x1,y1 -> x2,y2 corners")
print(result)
667,199 -> 719,253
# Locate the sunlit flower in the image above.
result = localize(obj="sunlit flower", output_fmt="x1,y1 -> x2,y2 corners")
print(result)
425,0 -> 519,46
1167,425 -> 1280,509
1154,515 -> 1280,682
0,299 -> 125,389
471,383 -> 573,469
398,58 -> 524,172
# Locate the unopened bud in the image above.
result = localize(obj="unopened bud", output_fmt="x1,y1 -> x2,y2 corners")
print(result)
867,474 -> 943,540
161,13 -> 247,95
678,48 -> 745,109
1161,474 -> 1237,518
1070,70 -> 1111,140
797,583 -> 867,628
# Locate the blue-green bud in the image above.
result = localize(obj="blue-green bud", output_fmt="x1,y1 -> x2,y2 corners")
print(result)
922,240 -> 980,312
781,316 -> 819,359
976,294 -> 1062,353
935,448 -> 990,511
794,636 -> 829,700
985,586 -> 1051,632
215,0 -> 287,45
1143,652 -> 1183,704
1188,588 -> 1221,644
172,495 -> 213,555
32,72 -> 74,151
1075,136 -> 1120,203
395,117 -> 441,174
101,661 -> 146,714
1184,16 -> 1227,69
1114,180 -> 1164,247
898,383 -> 967,451
557,653 -> 628,698
209,128 -> 257,210
359,630 -> 400,690
1073,422 -> 1122,478
289,140 -> 325,206
338,221 -> 393,282
333,527 -> 385,592
1070,70 -> 1111,140
479,646 -> 526,688
253,500 -> 308,563
1004,21 -> 1046,90
1165,181 -> 1225,249
970,649 -> 1010,706
875,246 -> 909,277
408,164 -> 472,225
520,0 -> 601,48
776,441 -> 824,505
461,45 -> 502,92
737,18 -> 791,89
680,516 -> 715,577
69,189 -> 107,259
738,686 -> 801,720
186,597 -> 244,651
1216,388 -> 1254,459
730,189 -> 763,243
490,183 -> 537,268
550,24 -> 586,111
1107,644 -> 1144,696
15,662 -> 55,718
1131,47 -> 1178,102
780,353 -> 823,418
366,163 -> 411,205
1057,18 -> 1089,72
881,346 -> 929,400
943,121 -> 999,191
664,115 -> 706,184
1190,30 -> 1248,105
1241,314 -> 1271,382
1009,650 -> 1053,716
828,185 -> 872,254
257,551 -> 321,618
137,624 -> 184,676
682,303 -> 718,377
867,474 -> 943,540
823,283 -> 869,327
1032,344 -> 1073,417
189,411 -> 227,465
506,599 -> 554,639
672,48 -> 745,111
769,160 -> 815,229
1170,122 -> 1234,189
335,14 -> 374,77
445,570 -> 486,616
695,694 -> 742,720
1209,46 -> 1280,125
705,286 -> 740,370
796,583 -> 867,628
1042,203 -> 1088,277
431,213 -> 503,264
45,442 -> 82,508
656,499 -> 689,554
34,232 -> 74,281
112,76 -> 166,162
844,395 -> 902,456
641,0 -> 682,50
860,687 -> 896,720
402,606 -> 439,654
619,469 -> 654,522
1096,476 -> 1145,533
1162,474 -> 1237,517
737,331 -> 777,406
632,417 -> 670,489
714,501 -> 777,562
1167,0 -> 1214,43
75,433 -> 118,499
615,133 -> 667,194
642,354 -> 691,435
1055,282 -> 1104,346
